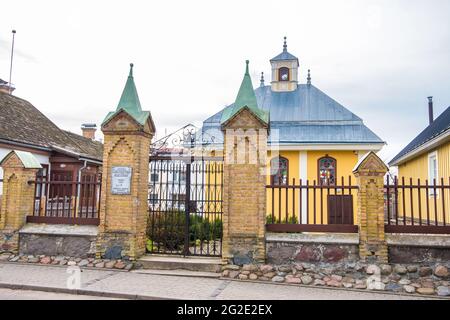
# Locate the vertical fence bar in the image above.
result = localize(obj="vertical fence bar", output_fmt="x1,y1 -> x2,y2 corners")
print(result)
433,178 -> 438,226
298,179 -> 302,224
426,179 -> 430,225
386,175 -> 390,224
292,178 -> 295,224
184,161 -> 191,256
313,180 -> 317,224
442,177 -> 446,226
394,176 -> 399,225
410,178 -> 414,225
418,178 -> 422,225
306,180 -> 309,225
402,177 -> 406,225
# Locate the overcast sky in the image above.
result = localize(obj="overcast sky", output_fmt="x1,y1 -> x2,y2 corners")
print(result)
1,0 -> 449,163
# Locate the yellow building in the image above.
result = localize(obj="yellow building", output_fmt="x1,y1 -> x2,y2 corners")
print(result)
389,101 -> 450,225
200,38 -> 385,225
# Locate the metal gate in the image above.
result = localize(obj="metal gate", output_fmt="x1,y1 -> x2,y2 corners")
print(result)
147,156 -> 223,257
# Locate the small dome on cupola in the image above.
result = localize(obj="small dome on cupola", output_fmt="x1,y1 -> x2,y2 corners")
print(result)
270,37 -> 299,92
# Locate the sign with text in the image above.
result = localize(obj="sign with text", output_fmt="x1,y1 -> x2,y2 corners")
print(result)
111,166 -> 132,195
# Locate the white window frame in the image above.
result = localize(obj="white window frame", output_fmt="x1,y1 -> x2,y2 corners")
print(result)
428,151 -> 439,197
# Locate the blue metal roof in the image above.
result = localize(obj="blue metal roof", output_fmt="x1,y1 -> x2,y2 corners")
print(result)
201,84 -> 384,146
270,50 -> 298,62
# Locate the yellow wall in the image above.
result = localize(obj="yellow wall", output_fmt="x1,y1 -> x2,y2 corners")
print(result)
265,150 -> 360,225
396,141 -> 450,224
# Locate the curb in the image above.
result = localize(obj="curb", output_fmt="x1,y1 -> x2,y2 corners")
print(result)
0,261 -> 131,273
221,277 -> 450,300
0,282 -> 173,300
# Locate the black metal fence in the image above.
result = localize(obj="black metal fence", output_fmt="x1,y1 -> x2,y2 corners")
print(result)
147,156 -> 223,257
266,176 -> 359,233
385,176 -> 450,234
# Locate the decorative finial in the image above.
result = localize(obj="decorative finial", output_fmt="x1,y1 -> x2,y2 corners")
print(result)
129,63 -> 134,77
283,36 -> 287,52
307,69 -> 311,86
245,60 -> 249,75
260,72 -> 265,87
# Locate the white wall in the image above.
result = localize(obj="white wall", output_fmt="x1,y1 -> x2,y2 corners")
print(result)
0,146 -> 50,195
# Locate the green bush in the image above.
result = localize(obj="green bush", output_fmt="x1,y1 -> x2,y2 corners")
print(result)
266,215 -> 299,224
147,211 -> 222,251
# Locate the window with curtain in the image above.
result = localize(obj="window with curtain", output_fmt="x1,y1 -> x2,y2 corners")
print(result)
271,157 -> 289,185
318,156 -> 336,186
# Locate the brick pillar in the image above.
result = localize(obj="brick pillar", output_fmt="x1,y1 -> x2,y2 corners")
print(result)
353,151 -> 389,263
221,107 -> 268,265
0,151 -> 41,253
97,111 -> 155,260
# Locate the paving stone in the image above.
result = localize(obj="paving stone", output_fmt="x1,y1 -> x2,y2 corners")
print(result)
406,265 -> 418,273
300,275 -> 313,285
399,278 -> 411,285
394,265 -> 407,275
78,259 -> 89,267
419,267 -> 432,277
403,285 -> 416,293
272,276 -> 285,283
285,276 -> 301,284
417,287 -> 435,295
249,273 -> 258,280
436,286 -> 450,296
242,264 -> 258,272
313,279 -> 326,286
238,274 -> 248,280
434,265 -> 449,278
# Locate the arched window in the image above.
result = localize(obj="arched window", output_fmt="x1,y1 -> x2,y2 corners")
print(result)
318,156 -> 337,186
270,157 -> 289,185
278,67 -> 290,81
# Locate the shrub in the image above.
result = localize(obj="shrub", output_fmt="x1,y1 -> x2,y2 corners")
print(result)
266,215 -> 299,224
147,211 -> 223,251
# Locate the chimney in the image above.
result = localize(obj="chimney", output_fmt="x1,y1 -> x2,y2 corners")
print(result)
428,96 -> 434,125
0,79 -> 15,94
81,123 -> 97,140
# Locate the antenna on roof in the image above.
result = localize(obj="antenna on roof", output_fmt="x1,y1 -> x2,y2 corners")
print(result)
9,30 -> 16,94
307,69 -> 311,86
260,72 -> 265,87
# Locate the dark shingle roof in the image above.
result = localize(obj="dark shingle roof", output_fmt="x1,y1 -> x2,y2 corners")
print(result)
389,106 -> 450,165
0,92 -> 103,161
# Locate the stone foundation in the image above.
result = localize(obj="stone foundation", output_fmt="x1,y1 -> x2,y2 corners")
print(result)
266,233 -> 359,265
0,230 -> 19,253
96,231 -> 135,260
221,262 -> 450,297
18,224 -> 97,258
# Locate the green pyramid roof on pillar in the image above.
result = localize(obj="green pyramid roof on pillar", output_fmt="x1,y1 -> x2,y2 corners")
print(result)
102,63 -> 151,127
220,60 -> 269,125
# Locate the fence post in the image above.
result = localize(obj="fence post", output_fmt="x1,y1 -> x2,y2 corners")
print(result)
96,66 -> 155,260
353,151 -> 389,263
0,151 -> 41,253
221,107 -> 269,265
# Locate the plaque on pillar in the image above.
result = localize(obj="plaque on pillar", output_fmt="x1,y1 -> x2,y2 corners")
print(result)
111,166 -> 132,195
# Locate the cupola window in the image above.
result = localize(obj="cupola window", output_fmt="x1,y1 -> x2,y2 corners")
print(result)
279,67 -> 290,81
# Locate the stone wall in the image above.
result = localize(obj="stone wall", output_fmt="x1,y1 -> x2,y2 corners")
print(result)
19,233 -> 97,258
18,224 -> 98,258
266,233 -> 359,265
387,234 -> 450,264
